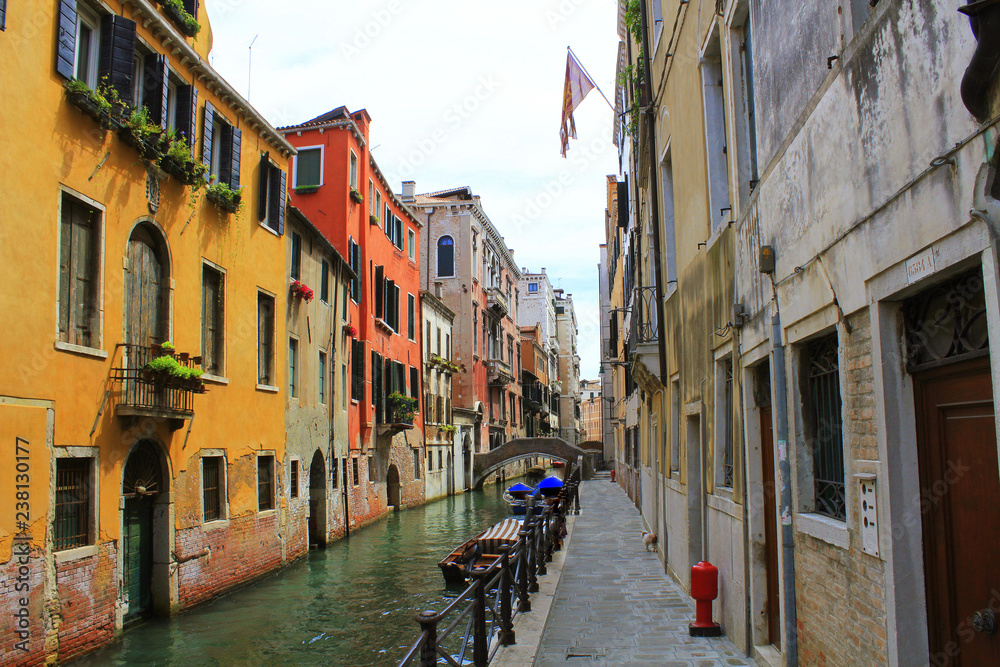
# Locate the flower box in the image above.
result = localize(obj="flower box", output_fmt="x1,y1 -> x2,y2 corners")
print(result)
350,188 -> 364,204
290,280 -> 315,302
369,214 -> 380,225
66,90 -> 112,128
295,185 -> 319,194
206,187 -> 241,213
162,1 -> 201,37
118,126 -> 161,161
159,155 -> 205,186
342,324 -> 358,337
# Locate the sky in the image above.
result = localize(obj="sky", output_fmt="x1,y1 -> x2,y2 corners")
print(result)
206,0 -> 621,380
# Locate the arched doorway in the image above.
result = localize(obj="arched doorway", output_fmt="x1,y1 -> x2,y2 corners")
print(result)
124,223 -> 169,353
386,464 -> 401,509
462,433 -> 472,492
309,451 -> 327,547
122,439 -> 169,621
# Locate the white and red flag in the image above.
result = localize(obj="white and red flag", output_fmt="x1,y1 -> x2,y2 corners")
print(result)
560,49 -> 597,157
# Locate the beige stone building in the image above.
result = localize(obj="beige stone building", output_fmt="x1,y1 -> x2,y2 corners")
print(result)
421,287 -> 459,499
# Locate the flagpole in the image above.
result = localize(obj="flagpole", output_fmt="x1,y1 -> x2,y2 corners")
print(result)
568,45 -> 615,112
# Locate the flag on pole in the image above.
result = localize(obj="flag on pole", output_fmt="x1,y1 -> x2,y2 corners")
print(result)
560,49 -> 596,158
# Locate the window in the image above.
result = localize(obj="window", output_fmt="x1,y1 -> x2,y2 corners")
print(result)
288,337 -> 299,397
426,321 -> 432,357
290,232 -> 301,280
376,190 -> 383,220
348,239 -> 361,302
437,236 -> 455,277
408,294 -> 415,340
670,378 -> 680,472
257,292 -> 275,386
331,458 -> 339,489
805,335 -> 845,520
294,147 -> 322,188
65,4 -> 103,87
413,449 -> 422,479
351,338 -> 365,401
728,8 -> 759,207
1,0 -> 7,31
410,366 -> 419,401
290,459 -> 299,498
54,458 -> 92,551
314,351 -> 326,404
201,264 -> 225,376
203,103 -> 241,189
257,455 -> 275,511
258,155 -> 286,234
352,457 -> 360,486
202,456 -> 224,522
446,334 -> 451,359
320,259 -> 330,302
700,29 -> 732,233
473,308 -> 478,355
349,150 -> 358,189
528,282 -> 538,293
58,192 -> 101,348
408,229 -> 416,260
368,456 -> 376,483
368,180 -> 374,212
717,358 -> 734,488
660,151 -> 678,285
341,274 -> 349,319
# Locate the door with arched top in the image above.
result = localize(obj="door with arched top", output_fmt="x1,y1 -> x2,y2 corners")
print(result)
122,440 -> 166,621
124,224 -> 168,351
386,464 -> 401,508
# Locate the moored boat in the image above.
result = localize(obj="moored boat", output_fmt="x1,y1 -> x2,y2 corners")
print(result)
536,475 -> 563,498
438,518 -> 523,585
503,482 -> 533,515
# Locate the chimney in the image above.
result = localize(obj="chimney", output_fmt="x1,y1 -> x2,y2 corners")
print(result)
402,180 -> 416,203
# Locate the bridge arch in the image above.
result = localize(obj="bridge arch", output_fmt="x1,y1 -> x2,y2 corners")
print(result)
472,437 -> 590,488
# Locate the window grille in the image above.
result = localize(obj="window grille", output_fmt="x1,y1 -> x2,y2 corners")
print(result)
258,456 -> 274,511
202,457 -> 222,522
54,458 -> 91,551
807,336 -> 845,520
722,358 -> 734,487
290,460 -> 299,498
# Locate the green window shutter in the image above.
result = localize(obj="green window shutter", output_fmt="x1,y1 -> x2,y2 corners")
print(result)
271,169 -> 286,234
374,265 -> 384,319
229,128 -> 241,190
56,0 -> 77,78
201,101 -> 214,180
98,14 -> 136,104
258,153 -> 269,222
218,122 -> 233,186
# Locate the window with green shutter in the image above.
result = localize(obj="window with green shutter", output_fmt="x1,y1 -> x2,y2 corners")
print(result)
58,193 -> 101,349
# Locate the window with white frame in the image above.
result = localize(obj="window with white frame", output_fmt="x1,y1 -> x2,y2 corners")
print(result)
660,149 -> 678,285
202,455 -> 225,522
288,337 -> 299,398
716,357 -> 734,488
201,263 -> 225,376
700,26 -> 732,234
257,455 -> 275,511
407,228 -> 416,260
294,146 -> 323,189
58,191 -> 102,349
318,350 -> 327,404
349,150 -> 358,189
257,291 -> 275,386
53,457 -> 95,550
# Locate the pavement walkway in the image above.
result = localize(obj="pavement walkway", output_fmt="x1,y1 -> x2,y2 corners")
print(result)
524,474 -> 754,666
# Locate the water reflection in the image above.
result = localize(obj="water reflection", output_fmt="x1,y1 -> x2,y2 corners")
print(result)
79,486 -> 512,666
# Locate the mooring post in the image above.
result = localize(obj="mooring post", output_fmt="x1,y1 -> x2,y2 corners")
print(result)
536,508 -> 549,575
472,566 -> 489,667
498,544 -> 515,645
527,517 -> 539,593
517,529 -> 532,611
416,610 -> 438,667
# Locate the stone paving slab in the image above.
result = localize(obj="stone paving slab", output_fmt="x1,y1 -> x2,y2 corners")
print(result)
531,475 -> 754,667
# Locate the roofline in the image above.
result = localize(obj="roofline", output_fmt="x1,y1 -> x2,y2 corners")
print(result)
418,290 -> 456,320
124,0 -> 295,157
370,157 -> 421,228
278,118 -> 366,149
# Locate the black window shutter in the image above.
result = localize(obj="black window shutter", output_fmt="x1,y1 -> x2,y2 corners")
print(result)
183,0 -> 199,18
269,168 -> 286,234
218,124 -> 233,187
143,54 -> 168,128
1,0 -> 8,31
374,265 -> 384,319
229,128 -> 242,190
56,0 -> 78,78
98,14 -> 136,105
175,84 -> 197,148
410,367 -> 419,400
202,101 -> 214,180
258,153 -> 269,222
617,178 -> 629,228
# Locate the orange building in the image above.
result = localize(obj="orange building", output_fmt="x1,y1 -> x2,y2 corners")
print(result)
281,108 -> 425,527
0,0 -> 296,662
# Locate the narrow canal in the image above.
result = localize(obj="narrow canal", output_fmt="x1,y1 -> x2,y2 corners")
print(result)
81,485 -> 514,666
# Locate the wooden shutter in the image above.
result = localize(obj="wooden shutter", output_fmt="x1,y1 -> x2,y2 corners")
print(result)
229,128 -> 241,190
617,177 -> 628,228
374,265 -> 384,319
183,0 -> 199,18
258,153 -> 269,222
218,123 -> 233,187
270,169 -> 286,234
202,101 -> 215,179
56,0 -> 78,79
410,367 -> 419,400
143,54 -> 169,129
98,14 -> 136,105
385,279 -> 394,330
175,84 -> 197,148
1,0 -> 7,31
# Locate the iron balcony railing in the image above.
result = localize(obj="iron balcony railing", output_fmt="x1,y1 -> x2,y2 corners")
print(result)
629,286 -> 658,344
110,343 -> 203,420
486,359 -> 514,386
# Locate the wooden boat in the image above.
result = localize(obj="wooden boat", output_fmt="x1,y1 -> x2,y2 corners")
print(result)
503,483 -> 533,515
536,475 -> 563,498
438,518 -> 523,585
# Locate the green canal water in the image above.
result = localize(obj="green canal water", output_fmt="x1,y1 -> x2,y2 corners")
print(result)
78,485 -> 514,667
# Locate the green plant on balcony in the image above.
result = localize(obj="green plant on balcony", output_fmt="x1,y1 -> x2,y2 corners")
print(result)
118,106 -> 162,160
64,79 -> 113,125
387,391 -> 418,424
161,0 -> 201,37
439,424 -> 456,434
158,129 -> 208,186
205,181 -> 244,214
143,353 -> 206,392
369,213 -> 380,225
350,187 -> 364,204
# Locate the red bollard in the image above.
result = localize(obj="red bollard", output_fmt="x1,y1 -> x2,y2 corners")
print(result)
689,561 -> 722,637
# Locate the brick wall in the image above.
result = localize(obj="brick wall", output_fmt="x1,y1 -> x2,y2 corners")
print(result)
55,544 -> 117,663
0,546 -> 46,667
794,310 -> 887,665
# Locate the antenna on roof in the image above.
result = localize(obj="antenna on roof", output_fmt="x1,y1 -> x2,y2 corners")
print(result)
247,34 -> 259,101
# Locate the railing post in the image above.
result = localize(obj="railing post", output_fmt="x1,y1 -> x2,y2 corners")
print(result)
527,517 -> 539,593
517,530 -> 531,611
416,610 -> 438,667
472,566 -> 489,667
544,505 -> 554,564
498,544 -> 515,645
536,509 -> 548,575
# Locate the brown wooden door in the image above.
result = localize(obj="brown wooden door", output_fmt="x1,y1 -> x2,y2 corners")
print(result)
760,404 -> 781,646
915,356 -> 999,665
124,229 -> 165,350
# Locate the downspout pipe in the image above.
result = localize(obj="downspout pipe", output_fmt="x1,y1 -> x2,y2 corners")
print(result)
771,312 -> 798,666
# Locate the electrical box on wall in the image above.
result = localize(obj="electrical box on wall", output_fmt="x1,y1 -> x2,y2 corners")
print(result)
856,473 -> 879,557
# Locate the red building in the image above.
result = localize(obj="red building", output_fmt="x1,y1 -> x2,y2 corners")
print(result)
280,107 -> 425,528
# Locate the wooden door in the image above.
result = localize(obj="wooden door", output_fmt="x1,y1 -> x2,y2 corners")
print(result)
123,497 -> 153,620
124,229 -> 165,350
760,405 -> 781,646
915,356 -> 999,664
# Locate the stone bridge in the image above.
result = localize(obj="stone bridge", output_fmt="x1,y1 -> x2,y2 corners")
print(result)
472,437 -> 593,488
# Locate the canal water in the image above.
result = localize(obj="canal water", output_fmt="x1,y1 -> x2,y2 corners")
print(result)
79,485 -> 514,667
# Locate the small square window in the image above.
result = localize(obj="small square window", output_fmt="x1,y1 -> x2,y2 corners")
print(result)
295,147 -> 322,188
528,282 -> 538,293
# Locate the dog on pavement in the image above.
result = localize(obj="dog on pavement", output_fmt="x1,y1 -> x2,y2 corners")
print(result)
641,531 -> 658,552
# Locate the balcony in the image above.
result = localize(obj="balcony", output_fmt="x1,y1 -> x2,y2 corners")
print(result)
486,286 -> 509,318
486,358 -> 515,386
110,344 -> 205,430
630,286 -> 658,344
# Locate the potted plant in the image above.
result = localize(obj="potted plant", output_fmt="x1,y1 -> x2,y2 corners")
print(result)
158,130 -> 208,185
118,106 -> 162,160
295,184 -> 319,194
64,79 -> 112,126
440,424 -> 456,436
350,187 -> 364,204
205,181 -> 243,213
290,280 -> 315,302
343,324 -> 357,337
160,341 -> 175,353
369,213 -> 379,225
387,391 -> 418,424
162,0 -> 201,37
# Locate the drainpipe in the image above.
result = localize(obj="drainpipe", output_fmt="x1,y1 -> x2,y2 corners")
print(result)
771,311 -> 798,666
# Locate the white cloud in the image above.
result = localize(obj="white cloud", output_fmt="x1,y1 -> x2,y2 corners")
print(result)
207,0 -> 619,379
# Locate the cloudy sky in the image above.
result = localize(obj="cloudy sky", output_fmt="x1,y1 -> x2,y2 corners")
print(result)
207,0 -> 621,379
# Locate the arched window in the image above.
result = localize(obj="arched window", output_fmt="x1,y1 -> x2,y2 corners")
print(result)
437,236 -> 455,277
